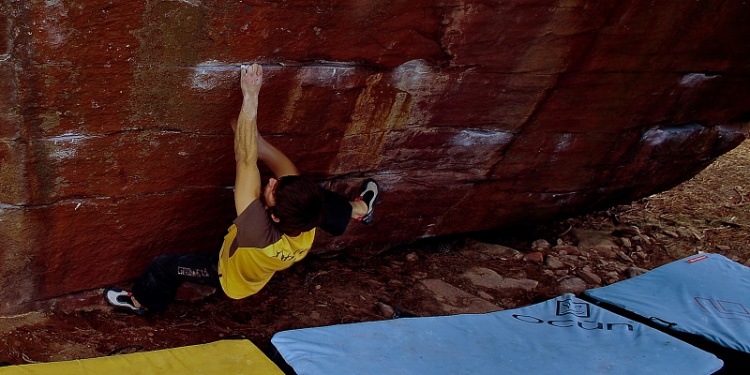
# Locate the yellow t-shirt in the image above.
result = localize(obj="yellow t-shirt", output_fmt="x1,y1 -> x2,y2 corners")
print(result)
218,200 -> 315,299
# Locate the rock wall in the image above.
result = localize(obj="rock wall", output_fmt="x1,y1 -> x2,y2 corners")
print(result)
0,0 -> 748,313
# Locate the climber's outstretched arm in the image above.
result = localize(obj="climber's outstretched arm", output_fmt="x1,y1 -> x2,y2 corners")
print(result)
233,64 -> 263,216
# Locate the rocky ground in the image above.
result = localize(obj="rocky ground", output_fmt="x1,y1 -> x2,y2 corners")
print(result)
0,141 -> 748,366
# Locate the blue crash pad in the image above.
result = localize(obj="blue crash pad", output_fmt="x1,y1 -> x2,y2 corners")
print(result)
585,253 -> 750,354
271,294 -> 722,375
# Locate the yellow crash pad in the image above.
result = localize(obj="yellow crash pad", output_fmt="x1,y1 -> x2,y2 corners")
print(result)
0,340 -> 283,375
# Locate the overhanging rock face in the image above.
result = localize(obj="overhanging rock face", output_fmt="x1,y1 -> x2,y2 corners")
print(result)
0,1 -> 749,312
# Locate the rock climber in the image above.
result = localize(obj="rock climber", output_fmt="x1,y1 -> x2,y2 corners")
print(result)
104,63 -> 379,314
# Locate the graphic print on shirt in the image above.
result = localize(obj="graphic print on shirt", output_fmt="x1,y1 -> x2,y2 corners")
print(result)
271,247 -> 308,262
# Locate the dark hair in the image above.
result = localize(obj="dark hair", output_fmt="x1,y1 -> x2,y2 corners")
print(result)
269,175 -> 323,235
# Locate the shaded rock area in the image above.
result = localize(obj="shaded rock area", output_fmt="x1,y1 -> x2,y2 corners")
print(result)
1,1 -> 750,313
0,141 -> 748,365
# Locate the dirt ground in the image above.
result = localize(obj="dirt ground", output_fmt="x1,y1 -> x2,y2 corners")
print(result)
0,140 -> 748,366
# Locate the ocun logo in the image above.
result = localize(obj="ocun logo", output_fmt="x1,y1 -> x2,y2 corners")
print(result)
512,299 -> 634,331
556,298 -> 590,318
695,298 -> 750,322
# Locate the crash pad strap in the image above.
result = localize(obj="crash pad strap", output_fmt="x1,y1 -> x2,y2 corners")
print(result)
0,339 -> 283,375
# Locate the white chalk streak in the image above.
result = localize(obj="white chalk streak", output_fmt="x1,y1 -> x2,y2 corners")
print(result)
46,133 -> 98,161
554,133 -> 574,153
41,0 -> 68,47
191,60 -> 237,91
296,65 -> 357,89
450,129 -> 514,148
171,0 -> 202,6
192,60 -> 238,71
679,73 -> 717,87
48,134 -> 91,143
391,59 -> 439,92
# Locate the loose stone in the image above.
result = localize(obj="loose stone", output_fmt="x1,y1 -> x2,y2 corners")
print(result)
578,270 -> 602,285
618,237 -> 632,248
377,302 -> 395,318
545,256 -> 565,269
663,230 -> 679,238
616,251 -> 634,263
525,252 -> 544,263
557,277 -> 588,294
531,239 -> 551,252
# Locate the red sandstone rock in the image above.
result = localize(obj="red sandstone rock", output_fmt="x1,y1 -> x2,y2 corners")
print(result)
0,1 -> 749,313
